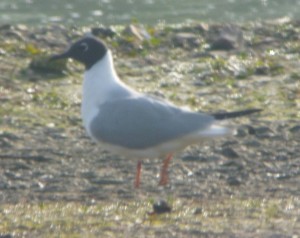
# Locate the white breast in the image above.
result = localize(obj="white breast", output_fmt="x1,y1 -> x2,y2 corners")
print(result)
81,50 -> 136,139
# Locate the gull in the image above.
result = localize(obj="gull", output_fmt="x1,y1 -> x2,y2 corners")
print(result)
50,35 -> 260,188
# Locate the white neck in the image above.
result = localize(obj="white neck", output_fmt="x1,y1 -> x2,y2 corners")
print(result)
84,50 -> 123,96
81,50 -> 135,136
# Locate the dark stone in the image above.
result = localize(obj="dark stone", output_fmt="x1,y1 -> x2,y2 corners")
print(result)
90,179 -> 124,185
219,160 -> 244,171
247,125 -> 257,135
289,125 -> 300,133
181,155 -> 205,162
275,155 -> 288,161
0,24 -> 12,31
236,125 -> 257,136
267,233 -> 291,238
226,176 -> 241,186
254,126 -> 274,138
0,234 -> 13,238
244,139 -> 261,147
172,32 -> 200,48
211,38 -> 236,50
91,27 -> 116,38
255,66 -> 269,75
193,207 -> 203,215
151,200 -> 172,214
221,147 -> 239,159
4,30 -> 25,41
0,132 -> 19,141
209,24 -> 243,50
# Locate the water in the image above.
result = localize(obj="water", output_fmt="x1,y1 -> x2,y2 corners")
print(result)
1,0 -> 300,26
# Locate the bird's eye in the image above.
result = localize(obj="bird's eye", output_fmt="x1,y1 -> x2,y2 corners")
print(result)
79,42 -> 89,52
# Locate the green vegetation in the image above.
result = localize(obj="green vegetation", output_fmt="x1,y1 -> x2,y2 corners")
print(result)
0,198 -> 298,237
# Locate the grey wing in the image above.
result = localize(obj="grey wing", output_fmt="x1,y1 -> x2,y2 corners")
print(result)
89,96 -> 215,149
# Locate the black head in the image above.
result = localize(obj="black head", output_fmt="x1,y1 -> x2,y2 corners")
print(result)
50,36 -> 108,70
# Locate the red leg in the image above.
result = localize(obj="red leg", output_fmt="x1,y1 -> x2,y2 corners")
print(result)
159,153 -> 173,186
134,160 -> 142,188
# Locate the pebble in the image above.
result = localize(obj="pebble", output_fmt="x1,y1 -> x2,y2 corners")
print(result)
244,139 -> 261,148
209,24 -> 244,50
150,200 -> 172,214
219,160 -> 244,172
289,125 -> 300,133
90,178 -> 124,185
0,24 -> 12,31
4,29 -> 25,41
122,24 -> 151,41
172,32 -> 200,48
193,207 -> 202,215
254,126 -> 275,138
255,66 -> 270,75
226,176 -> 241,186
0,234 -> 13,238
91,27 -> 116,38
181,155 -> 204,162
236,126 -> 251,137
0,132 -> 19,148
221,147 -> 239,159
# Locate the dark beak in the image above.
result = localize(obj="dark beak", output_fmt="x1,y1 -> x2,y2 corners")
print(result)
49,50 -> 70,62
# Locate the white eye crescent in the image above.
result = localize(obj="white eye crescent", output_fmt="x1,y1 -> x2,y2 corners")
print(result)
80,42 -> 89,52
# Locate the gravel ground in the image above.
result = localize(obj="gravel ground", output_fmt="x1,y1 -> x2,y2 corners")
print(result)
0,19 -> 299,237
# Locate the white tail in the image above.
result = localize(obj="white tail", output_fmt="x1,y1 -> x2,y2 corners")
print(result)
198,125 -> 232,137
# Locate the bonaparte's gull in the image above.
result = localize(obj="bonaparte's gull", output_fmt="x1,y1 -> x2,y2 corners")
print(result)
50,36 -> 261,188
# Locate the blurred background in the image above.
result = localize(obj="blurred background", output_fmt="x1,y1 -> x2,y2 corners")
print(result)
1,0 -> 300,26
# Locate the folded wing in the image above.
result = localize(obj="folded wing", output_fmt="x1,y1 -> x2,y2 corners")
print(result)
89,96 -> 215,149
